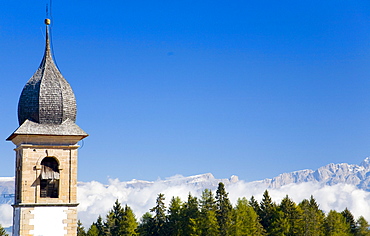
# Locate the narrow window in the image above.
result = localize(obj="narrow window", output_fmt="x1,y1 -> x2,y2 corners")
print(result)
40,157 -> 59,198
15,155 -> 22,203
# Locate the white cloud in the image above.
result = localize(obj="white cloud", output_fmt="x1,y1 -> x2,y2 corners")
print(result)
77,176 -> 370,228
0,204 -> 13,227
77,178 -> 200,227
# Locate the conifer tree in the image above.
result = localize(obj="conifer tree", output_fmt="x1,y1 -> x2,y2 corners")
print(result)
137,212 -> 155,236
150,193 -> 167,235
167,196 -> 183,236
87,224 -> 99,236
93,215 -> 105,236
121,204 -> 138,235
216,182 -> 233,236
181,193 -> 200,236
199,189 -> 219,236
200,189 -> 217,212
259,190 -> 277,235
105,200 -> 126,236
341,208 -> 356,235
249,196 -> 260,216
274,195 -> 303,236
270,210 -> 289,236
324,210 -> 351,236
356,216 -> 370,236
232,197 -> 265,236
77,220 -> 87,236
298,196 -> 325,236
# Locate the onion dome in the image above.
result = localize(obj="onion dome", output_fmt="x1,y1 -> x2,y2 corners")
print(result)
17,20 -> 77,126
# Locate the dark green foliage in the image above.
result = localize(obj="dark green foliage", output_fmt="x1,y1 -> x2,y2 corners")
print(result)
167,196 -> 183,236
105,200 -> 137,235
298,196 -> 325,236
199,189 -> 219,236
249,195 -> 260,216
274,195 -> 303,236
181,193 -> 200,235
216,182 -> 233,236
324,210 -> 351,236
87,224 -> 100,236
200,189 -> 216,212
105,200 -> 125,236
77,220 -> 87,236
98,200 -> 138,236
341,208 -> 356,235
122,204 -> 138,235
232,197 -> 265,236
150,193 -> 167,235
259,190 -> 277,235
93,215 -> 105,236
137,212 -> 155,236
356,216 -> 370,236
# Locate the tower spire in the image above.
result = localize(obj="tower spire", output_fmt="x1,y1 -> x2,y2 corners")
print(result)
44,18 -> 52,58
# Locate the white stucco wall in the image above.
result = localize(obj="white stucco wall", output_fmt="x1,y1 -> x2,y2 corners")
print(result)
29,207 -> 68,236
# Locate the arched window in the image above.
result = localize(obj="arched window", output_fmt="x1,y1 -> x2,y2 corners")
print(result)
40,157 -> 59,198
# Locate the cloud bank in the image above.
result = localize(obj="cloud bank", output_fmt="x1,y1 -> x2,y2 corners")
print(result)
77,175 -> 370,228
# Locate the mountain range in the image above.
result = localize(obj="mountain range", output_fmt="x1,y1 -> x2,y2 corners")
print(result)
2,157 -> 370,204
93,157 -> 370,191
259,157 -> 370,190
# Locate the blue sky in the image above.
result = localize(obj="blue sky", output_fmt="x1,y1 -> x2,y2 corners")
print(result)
1,1 -> 370,183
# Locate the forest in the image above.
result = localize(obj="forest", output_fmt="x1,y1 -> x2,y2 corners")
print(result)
77,182 -> 370,236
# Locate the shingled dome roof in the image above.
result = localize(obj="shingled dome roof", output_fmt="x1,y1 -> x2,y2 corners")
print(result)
17,25 -> 77,126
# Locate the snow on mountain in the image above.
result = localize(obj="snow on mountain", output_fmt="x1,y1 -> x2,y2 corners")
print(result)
95,173 -> 238,191
258,157 -> 370,190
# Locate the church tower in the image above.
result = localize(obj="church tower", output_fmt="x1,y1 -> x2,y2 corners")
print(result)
7,19 -> 88,236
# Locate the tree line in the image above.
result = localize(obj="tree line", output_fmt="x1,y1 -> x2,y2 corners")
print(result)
77,182 -> 370,236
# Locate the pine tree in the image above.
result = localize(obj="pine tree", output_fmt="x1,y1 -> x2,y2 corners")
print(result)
232,197 -> 265,236
259,190 -> 277,235
77,220 -> 87,236
270,210 -> 289,236
249,196 -> 260,216
200,210 -> 219,236
341,208 -> 356,235
216,182 -> 233,236
200,189 -> 217,212
150,193 -> 167,235
87,224 -> 100,236
356,216 -> 370,236
274,195 -> 303,236
121,204 -> 138,235
105,200 -> 125,236
298,196 -> 325,236
324,210 -> 351,236
137,212 -> 155,236
93,215 -> 105,236
167,196 -> 183,236
199,189 -> 219,236
181,193 -> 200,236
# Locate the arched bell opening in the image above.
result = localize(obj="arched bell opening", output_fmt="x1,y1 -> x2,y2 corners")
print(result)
40,157 -> 60,198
